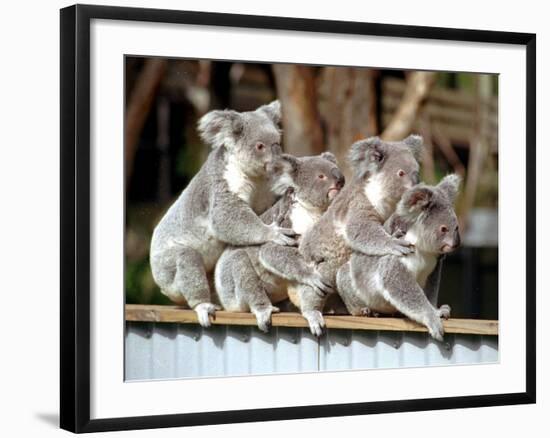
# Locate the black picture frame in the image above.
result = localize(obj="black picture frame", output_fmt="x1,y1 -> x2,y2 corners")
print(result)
60,4 -> 536,433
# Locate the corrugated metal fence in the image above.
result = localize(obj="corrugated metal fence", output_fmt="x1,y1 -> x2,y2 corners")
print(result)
125,321 -> 498,381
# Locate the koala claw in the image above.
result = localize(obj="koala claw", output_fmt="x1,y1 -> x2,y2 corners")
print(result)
253,306 -> 280,333
391,238 -> 415,256
269,224 -> 298,246
302,310 -> 326,337
438,304 -> 451,320
426,317 -> 445,342
194,302 -> 217,328
360,307 -> 380,317
308,272 -> 334,297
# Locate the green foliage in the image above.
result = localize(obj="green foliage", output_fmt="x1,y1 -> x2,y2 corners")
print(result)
455,73 -> 474,92
125,257 -> 171,304
176,143 -> 199,178
436,72 -> 454,88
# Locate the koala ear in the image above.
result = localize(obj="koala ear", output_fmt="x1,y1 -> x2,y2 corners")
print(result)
321,151 -> 338,165
279,153 -> 300,174
197,109 -> 244,149
258,100 -> 282,125
403,134 -> 424,161
268,154 -> 299,196
401,185 -> 434,213
267,153 -> 299,177
437,174 -> 462,203
348,137 -> 387,177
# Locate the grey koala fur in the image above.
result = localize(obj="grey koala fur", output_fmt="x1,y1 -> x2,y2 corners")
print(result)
214,152 -> 345,332
264,135 -> 424,336
150,100 -> 298,327
336,174 -> 462,341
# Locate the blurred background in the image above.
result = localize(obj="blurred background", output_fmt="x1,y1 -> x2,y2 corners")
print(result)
125,56 -> 498,320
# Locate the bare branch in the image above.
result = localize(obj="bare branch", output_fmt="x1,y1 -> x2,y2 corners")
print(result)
381,71 -> 436,141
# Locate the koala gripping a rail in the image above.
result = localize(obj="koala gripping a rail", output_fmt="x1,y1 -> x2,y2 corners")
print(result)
125,304 -> 498,336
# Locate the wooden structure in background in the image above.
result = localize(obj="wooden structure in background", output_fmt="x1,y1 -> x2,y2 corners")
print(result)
381,76 -> 498,149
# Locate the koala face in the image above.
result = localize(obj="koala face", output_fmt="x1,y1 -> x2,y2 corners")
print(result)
376,148 -> 420,201
198,100 -> 283,176
399,174 -> 462,254
349,135 -> 422,203
294,152 -> 345,210
235,110 -> 282,176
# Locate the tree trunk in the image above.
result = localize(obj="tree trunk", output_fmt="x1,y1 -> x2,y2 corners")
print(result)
125,59 -> 167,186
272,65 -> 324,156
461,74 -> 493,230
318,67 -> 376,178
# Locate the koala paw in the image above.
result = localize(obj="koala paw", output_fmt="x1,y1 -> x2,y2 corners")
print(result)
360,307 -> 380,317
307,271 -> 334,297
390,238 -> 415,256
438,304 -> 451,320
269,223 -> 298,246
426,316 -> 445,342
302,310 -> 326,337
253,306 -> 280,333
194,302 -> 217,328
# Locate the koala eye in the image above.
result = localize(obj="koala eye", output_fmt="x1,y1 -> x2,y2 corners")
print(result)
440,225 -> 449,233
256,142 -> 265,151
318,174 -> 327,180
398,169 -> 406,177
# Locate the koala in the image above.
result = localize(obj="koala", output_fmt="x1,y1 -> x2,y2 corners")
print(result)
264,135 -> 424,336
150,101 -> 297,327
214,152 -> 345,331
336,174 -> 462,341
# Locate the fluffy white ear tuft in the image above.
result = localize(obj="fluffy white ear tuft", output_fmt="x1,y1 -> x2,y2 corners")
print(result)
321,151 -> 338,164
348,137 -> 386,178
267,154 -> 299,196
258,100 -> 282,125
403,134 -> 424,161
438,174 -> 462,203
197,109 -> 243,149
400,184 -> 434,213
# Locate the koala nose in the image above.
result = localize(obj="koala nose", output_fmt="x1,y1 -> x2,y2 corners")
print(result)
271,143 -> 282,156
331,168 -> 346,188
453,228 -> 461,249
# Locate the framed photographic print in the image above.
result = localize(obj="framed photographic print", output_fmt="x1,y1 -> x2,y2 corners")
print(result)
60,4 -> 536,433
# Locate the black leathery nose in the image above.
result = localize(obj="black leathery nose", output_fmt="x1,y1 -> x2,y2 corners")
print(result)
453,228 -> 461,248
331,168 -> 345,188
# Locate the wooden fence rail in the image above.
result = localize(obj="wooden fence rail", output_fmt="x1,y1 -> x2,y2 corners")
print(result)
125,304 -> 498,336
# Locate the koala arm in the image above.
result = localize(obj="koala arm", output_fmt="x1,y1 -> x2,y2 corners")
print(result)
259,188 -> 295,226
384,213 -> 411,239
259,243 -> 333,295
210,190 -> 296,246
424,255 -> 446,306
344,211 -> 414,256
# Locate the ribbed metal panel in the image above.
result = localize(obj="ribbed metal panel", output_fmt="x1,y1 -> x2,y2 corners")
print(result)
125,322 -> 498,381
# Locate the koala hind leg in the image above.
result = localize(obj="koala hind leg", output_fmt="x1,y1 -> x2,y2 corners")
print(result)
297,284 -> 328,337
378,266 -> 445,341
170,246 -> 217,328
336,262 -> 369,316
230,251 -> 279,333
